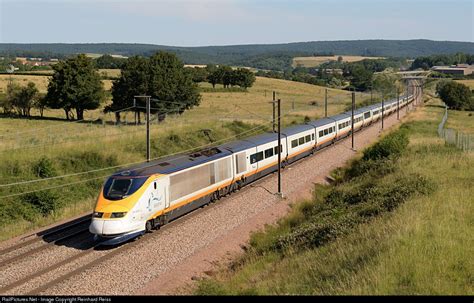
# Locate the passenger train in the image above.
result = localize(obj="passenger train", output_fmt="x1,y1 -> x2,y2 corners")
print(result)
89,91 -> 417,245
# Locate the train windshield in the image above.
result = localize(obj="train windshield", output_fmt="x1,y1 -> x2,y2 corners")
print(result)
103,177 -> 148,200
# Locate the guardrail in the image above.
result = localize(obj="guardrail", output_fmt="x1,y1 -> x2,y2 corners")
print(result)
438,104 -> 473,152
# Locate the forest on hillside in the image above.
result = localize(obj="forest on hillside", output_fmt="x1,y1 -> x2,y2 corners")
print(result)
1,39 -> 473,71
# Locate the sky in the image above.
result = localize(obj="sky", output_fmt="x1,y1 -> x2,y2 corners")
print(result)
0,0 -> 472,46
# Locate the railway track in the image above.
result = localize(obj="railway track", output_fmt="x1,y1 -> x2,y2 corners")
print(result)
0,214 -> 91,257
0,197 -> 226,295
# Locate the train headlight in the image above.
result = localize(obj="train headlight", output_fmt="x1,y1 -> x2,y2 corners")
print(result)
111,212 -> 127,218
93,212 -> 103,218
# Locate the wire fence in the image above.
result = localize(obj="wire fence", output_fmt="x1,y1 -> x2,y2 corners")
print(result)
438,104 -> 474,152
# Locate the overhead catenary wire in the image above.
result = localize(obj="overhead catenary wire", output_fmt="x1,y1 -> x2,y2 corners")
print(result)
0,104 -> 214,152
0,109 -> 272,154
0,101 -> 322,195
2,98 -> 332,157
0,120 -> 271,189
233,104 -> 271,122
0,123 -> 271,199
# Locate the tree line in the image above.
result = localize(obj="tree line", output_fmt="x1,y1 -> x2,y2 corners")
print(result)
0,52 -> 202,123
255,58 -> 407,93
411,52 -> 474,70
3,40 -> 474,70
184,64 -> 256,89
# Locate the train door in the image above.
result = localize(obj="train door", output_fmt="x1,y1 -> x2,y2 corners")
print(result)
248,147 -> 258,172
150,177 -> 169,214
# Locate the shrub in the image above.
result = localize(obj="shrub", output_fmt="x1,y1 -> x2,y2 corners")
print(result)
32,157 -> 57,178
345,158 -> 397,180
21,190 -> 62,216
271,172 -> 434,252
275,213 -> 362,250
362,130 -> 408,161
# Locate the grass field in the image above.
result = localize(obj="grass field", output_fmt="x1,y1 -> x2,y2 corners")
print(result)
455,79 -> 474,90
194,97 -> 474,295
98,69 -> 121,79
292,55 -> 384,68
0,74 -> 51,93
0,76 -> 376,241
445,110 -> 474,133
0,69 -> 118,94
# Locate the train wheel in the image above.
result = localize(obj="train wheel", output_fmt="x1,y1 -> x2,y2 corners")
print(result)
145,220 -> 153,233
211,191 -> 219,203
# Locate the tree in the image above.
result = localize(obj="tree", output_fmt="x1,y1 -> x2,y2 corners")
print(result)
13,82 -> 38,117
108,56 -> 149,123
372,73 -> 399,99
221,66 -> 234,88
207,67 -> 223,88
337,56 -> 343,63
2,82 -> 18,115
348,63 -> 373,91
46,54 -> 104,120
436,81 -> 473,111
34,93 -> 48,118
108,51 -> 201,123
94,54 -> 126,69
185,67 -> 208,83
233,68 -> 256,89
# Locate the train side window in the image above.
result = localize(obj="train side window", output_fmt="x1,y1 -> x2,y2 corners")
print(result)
154,182 -> 157,190
298,137 -> 305,145
312,134 -> 315,140
265,148 -> 274,158
324,129 -> 328,135
291,139 -> 298,148
319,130 -> 323,137
250,154 -> 257,164
274,144 -> 283,154
305,135 -> 311,142
256,151 -> 264,162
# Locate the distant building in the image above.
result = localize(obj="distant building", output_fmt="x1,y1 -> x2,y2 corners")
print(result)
314,68 -> 343,75
432,64 -> 474,76
323,68 -> 343,75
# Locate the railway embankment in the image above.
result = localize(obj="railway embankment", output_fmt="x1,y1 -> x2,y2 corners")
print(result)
194,100 -> 473,295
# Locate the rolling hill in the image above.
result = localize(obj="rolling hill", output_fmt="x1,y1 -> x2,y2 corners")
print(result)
1,39 -> 473,71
